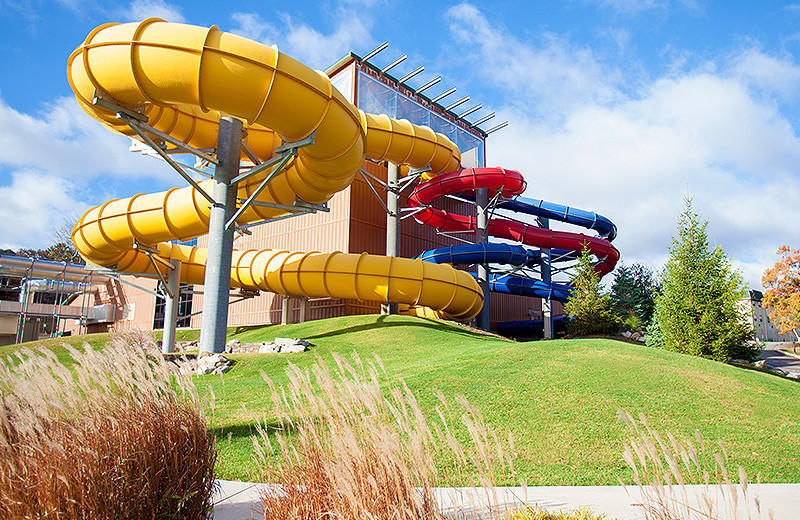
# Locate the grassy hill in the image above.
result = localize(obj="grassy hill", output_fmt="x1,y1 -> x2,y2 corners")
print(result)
5,315 -> 800,486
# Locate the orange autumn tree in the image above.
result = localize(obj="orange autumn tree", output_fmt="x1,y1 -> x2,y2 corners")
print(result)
762,246 -> 800,344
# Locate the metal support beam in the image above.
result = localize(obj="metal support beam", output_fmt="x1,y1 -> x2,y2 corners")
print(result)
199,117 -> 242,354
475,188 -> 490,331
298,297 -> 309,323
381,162 -> 400,315
281,296 -> 291,325
162,258 -> 181,354
540,217 -> 554,340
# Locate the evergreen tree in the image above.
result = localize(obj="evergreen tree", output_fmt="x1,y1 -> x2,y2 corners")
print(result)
651,198 -> 756,361
564,247 -> 622,336
610,262 -> 658,329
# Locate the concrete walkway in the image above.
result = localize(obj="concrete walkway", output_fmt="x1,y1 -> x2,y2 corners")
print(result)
212,480 -> 800,519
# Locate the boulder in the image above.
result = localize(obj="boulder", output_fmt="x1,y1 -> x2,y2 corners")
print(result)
259,342 -> 280,354
274,337 -> 309,353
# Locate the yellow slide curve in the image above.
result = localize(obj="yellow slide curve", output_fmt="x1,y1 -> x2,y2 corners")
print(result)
68,19 -> 483,321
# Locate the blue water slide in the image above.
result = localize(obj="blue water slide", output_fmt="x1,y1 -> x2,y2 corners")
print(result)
416,242 -> 576,268
488,274 -> 573,302
496,316 -> 567,336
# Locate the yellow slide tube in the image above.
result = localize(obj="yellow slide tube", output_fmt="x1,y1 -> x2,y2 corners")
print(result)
67,19 -> 481,321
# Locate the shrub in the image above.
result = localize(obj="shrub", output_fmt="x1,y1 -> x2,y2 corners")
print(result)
0,332 -> 215,520
253,352 -> 514,520
502,505 -> 607,519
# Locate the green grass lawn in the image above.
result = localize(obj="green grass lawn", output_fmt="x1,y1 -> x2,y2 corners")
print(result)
6,315 -> 800,486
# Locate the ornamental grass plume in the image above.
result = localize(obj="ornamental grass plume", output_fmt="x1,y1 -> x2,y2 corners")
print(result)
253,352 -> 515,520
0,331 -> 216,520
618,410 -> 767,520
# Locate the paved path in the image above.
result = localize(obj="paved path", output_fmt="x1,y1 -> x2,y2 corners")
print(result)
759,341 -> 800,377
212,480 -> 800,519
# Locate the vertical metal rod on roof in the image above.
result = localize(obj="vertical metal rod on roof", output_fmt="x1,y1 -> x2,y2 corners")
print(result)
382,162 -> 400,316
199,117 -> 242,354
162,258 -> 182,354
362,41 -> 389,62
381,54 -> 407,74
399,65 -> 424,84
475,188 -> 490,331
415,76 -> 441,93
431,87 -> 456,103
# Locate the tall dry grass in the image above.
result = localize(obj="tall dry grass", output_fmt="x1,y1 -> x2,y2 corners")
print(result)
619,411 -> 769,520
0,331 -> 216,519
253,352 -> 515,520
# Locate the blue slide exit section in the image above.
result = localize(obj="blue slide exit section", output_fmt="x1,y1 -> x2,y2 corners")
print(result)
496,316 -> 567,336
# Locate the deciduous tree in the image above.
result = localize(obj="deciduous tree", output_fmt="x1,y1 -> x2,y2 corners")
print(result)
762,245 -> 800,343
650,198 -> 756,362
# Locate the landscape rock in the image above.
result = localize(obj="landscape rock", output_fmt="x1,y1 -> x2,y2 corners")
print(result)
787,372 -> 800,380
274,337 -> 309,353
258,342 -> 280,354
753,360 -> 767,369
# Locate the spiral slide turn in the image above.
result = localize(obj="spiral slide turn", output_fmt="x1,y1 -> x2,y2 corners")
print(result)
408,167 -> 619,308
67,19 -> 484,320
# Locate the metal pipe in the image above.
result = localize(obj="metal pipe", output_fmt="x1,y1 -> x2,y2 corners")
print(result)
382,162 -> 400,315
415,76 -> 441,94
399,65 -> 424,84
199,117 -> 242,354
431,87 -> 456,104
162,258 -> 182,354
540,217 -> 554,340
362,41 -> 388,62
475,188 -> 490,331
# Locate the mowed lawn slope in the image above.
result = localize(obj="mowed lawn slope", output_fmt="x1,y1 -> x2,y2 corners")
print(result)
6,315 -> 800,486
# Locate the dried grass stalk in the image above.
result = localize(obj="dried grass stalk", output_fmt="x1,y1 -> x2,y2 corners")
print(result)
254,352 -> 514,520
0,331 -> 216,520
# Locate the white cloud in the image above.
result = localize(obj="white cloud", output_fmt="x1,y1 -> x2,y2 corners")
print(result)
229,9 -> 374,70
0,96 -> 173,181
0,170 -> 89,250
123,0 -> 185,23
445,3 -> 625,119
0,95 -> 177,249
447,4 -> 800,290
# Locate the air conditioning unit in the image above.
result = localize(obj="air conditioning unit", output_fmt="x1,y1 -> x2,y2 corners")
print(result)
86,304 -> 115,324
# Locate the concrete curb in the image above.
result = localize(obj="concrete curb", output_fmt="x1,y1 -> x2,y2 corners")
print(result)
212,480 -> 800,519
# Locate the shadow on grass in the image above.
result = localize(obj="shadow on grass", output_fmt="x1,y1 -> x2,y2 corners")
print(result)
213,419 -> 298,443
303,316 -> 489,341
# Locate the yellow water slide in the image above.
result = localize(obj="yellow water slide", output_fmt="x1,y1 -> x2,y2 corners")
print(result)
67,19 -> 483,320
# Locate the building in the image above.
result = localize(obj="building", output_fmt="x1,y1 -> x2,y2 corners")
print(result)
742,290 -> 796,342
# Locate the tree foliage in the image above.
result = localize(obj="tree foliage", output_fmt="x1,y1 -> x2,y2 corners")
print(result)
564,247 -> 621,336
762,245 -> 800,341
651,198 -> 756,361
610,262 -> 658,329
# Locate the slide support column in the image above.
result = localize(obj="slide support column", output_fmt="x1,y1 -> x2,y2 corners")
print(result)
162,258 -> 182,354
540,217 -> 554,340
476,187 -> 490,330
382,162 -> 400,315
199,117 -> 242,354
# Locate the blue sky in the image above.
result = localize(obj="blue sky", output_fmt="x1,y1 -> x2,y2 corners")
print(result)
1,0 -> 800,289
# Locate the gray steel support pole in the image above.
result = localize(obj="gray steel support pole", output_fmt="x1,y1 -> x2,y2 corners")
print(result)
299,297 -> 309,323
281,297 -> 291,325
382,162 -> 400,315
475,187 -> 490,330
540,217 -> 554,340
199,117 -> 242,354
162,258 -> 182,354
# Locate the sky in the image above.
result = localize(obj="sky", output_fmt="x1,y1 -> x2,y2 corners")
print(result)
1,0 -> 799,290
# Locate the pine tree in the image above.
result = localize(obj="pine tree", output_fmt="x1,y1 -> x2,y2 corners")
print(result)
651,198 -> 756,361
564,247 -> 621,336
610,262 -> 658,330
